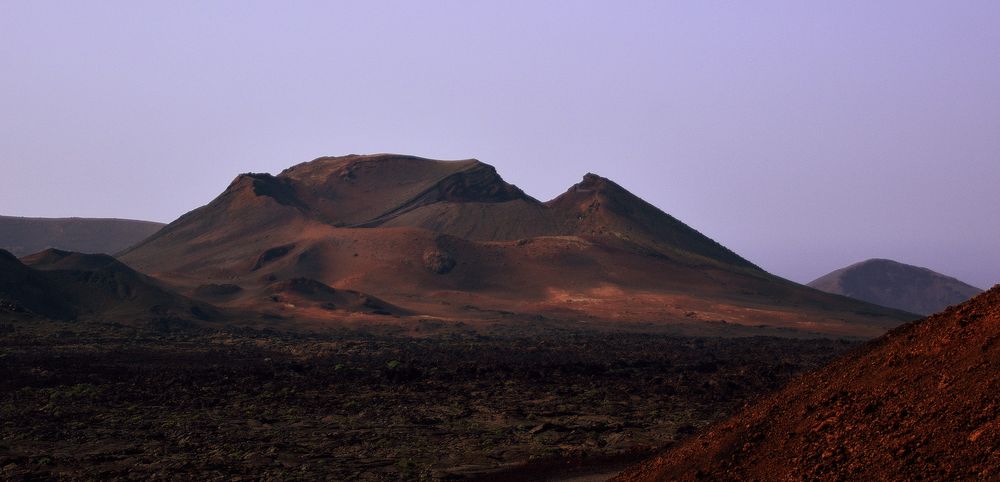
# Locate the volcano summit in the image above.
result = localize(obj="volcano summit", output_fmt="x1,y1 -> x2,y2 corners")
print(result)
120,154 -> 913,337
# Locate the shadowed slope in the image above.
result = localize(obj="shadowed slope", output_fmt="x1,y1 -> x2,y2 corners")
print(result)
0,215 -> 163,257
617,286 -> 1000,481
281,154 -> 533,227
4,248 -> 219,326
809,258 -> 983,315
383,171 -> 757,270
0,249 -> 73,319
544,173 -> 754,268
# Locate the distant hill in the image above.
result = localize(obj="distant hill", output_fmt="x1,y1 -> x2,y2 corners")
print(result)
0,215 -> 164,257
808,258 -> 982,315
0,248 -> 216,328
119,153 -> 914,337
616,285 -> 1000,481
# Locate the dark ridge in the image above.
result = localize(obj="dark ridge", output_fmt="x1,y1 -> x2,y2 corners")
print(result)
549,173 -> 759,270
275,277 -> 337,297
434,163 -> 530,203
194,283 -> 243,298
21,248 -> 121,271
24,247 -> 72,260
242,173 -> 308,209
5,248 -> 223,324
0,250 -> 80,319
269,278 -> 410,315
277,153 -> 431,178
0,249 -> 18,263
0,215 -> 164,258
354,161 -> 535,227
252,244 -> 296,271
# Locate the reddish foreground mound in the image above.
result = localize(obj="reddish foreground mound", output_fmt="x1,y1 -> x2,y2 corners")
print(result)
616,286 -> 1000,481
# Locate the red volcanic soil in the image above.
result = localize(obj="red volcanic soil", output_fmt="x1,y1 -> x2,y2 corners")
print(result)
615,286 -> 1000,481
119,154 -> 914,337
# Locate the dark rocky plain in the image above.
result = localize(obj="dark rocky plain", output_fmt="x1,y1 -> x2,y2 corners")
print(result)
0,318 -> 854,480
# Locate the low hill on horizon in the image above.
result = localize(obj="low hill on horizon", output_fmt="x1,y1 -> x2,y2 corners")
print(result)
809,258 -> 983,315
0,215 -> 164,257
0,248 -> 215,328
616,285 -> 1000,481
119,154 -> 914,338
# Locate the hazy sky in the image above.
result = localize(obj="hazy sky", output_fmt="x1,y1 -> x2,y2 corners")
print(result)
2,1 -> 998,288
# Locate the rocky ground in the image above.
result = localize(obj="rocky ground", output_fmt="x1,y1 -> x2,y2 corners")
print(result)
616,287 -> 1000,481
0,319 -> 854,480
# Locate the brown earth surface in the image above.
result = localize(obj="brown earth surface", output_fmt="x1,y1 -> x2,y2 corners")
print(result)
119,154 -> 915,338
615,285 -> 1000,481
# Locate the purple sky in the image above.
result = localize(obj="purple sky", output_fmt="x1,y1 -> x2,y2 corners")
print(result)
2,1 -> 998,289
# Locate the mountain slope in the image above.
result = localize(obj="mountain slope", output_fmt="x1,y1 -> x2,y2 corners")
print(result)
0,249 -> 73,319
809,258 -> 983,315
120,154 -> 914,337
0,215 -> 164,257
617,285 -> 1000,481
281,155 -> 535,228
1,248 -> 217,327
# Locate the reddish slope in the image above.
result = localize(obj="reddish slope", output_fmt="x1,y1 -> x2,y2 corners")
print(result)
280,155 -> 533,227
617,286 -> 1000,481
120,154 -> 913,337
383,172 -> 754,269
